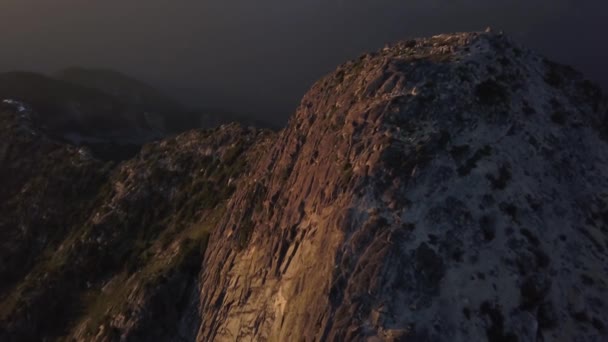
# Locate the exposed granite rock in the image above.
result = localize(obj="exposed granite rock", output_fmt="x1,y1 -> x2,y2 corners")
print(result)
195,31 -> 608,341
1,31 -> 607,342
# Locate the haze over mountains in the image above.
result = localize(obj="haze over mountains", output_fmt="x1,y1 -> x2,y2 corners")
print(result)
0,68 -> 273,160
1,30 -> 607,341
1,1 -> 607,124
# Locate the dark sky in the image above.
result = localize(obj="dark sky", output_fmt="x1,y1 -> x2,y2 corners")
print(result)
0,1 -> 606,123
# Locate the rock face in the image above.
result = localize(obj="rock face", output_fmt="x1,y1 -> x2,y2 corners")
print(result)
193,31 -> 608,341
1,31 -> 608,341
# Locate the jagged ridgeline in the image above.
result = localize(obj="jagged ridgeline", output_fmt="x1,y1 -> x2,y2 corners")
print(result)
1,31 -> 607,341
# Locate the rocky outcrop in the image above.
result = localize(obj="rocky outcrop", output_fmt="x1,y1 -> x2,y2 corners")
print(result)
1,31 -> 607,341
195,31 -> 608,341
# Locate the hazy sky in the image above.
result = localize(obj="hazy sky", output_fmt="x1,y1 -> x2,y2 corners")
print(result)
0,1 -> 606,123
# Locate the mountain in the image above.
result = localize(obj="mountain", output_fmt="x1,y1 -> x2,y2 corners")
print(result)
55,67 -> 192,132
1,30 -> 607,342
56,67 -> 276,131
0,71 -> 143,137
55,67 -> 184,114
0,69 -> 273,161
0,71 -> 167,162
0,99 -> 274,340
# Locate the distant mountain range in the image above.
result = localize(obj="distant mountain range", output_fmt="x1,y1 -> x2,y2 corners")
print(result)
55,67 -> 185,116
0,68 -> 273,160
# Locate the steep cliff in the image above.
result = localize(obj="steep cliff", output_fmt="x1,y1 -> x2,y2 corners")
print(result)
195,31 -> 608,341
1,31 -> 607,342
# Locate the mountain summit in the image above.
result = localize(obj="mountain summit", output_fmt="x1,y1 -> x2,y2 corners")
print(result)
1,31 -> 607,342
193,30 -> 608,342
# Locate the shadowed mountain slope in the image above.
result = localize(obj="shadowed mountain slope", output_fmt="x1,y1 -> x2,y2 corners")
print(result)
1,31 -> 607,341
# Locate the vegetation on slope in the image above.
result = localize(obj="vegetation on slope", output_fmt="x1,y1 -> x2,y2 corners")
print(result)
0,103 -> 274,340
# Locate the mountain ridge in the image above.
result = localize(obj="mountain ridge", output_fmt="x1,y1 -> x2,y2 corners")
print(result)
0,68 -> 275,161
194,30 -> 608,341
1,30 -> 607,341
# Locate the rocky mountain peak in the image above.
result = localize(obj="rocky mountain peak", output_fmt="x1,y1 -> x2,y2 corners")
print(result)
1,31 -> 607,342
196,30 -> 608,341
